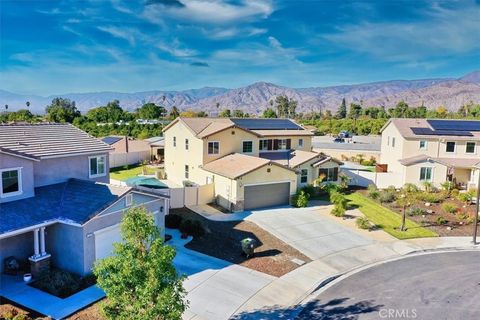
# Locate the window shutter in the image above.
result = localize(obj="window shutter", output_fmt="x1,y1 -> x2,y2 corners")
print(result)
273,139 -> 279,150
286,139 -> 291,149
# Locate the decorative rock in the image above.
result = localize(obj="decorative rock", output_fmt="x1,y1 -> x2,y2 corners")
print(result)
425,202 -> 431,207
422,215 -> 426,218
459,221 -> 464,225
447,226 -> 452,231
426,209 -> 433,214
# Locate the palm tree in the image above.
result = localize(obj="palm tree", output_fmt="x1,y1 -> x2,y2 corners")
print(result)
26,101 -> 30,108
170,106 -> 180,119
5,104 -> 8,111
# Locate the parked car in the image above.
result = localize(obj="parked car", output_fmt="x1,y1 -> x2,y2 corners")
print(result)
339,131 -> 351,138
333,137 -> 345,143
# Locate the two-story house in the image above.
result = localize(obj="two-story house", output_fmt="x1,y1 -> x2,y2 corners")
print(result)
163,118 -> 341,211
379,118 -> 480,189
0,123 -> 168,276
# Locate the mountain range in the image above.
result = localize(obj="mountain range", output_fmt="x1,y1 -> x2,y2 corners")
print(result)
1,71 -> 479,115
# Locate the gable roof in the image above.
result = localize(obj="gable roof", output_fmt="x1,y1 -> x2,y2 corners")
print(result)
0,123 -> 112,160
260,150 -> 323,168
163,117 -> 311,139
0,179 -> 131,235
201,153 -> 295,179
399,154 -> 480,168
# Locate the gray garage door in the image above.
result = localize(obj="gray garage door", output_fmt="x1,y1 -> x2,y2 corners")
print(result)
244,182 -> 290,210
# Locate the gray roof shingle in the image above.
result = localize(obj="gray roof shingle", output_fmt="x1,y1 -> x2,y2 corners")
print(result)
0,179 -> 131,234
0,123 -> 112,160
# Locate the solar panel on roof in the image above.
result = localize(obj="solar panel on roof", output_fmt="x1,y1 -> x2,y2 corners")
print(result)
427,120 -> 480,132
231,118 -> 303,130
101,136 -> 122,145
411,127 -> 473,136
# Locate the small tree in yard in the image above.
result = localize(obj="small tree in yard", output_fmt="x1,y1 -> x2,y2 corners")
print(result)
396,193 -> 416,231
94,207 -> 187,320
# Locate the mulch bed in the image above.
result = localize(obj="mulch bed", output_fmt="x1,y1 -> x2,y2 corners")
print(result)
171,208 -> 312,277
356,189 -> 478,237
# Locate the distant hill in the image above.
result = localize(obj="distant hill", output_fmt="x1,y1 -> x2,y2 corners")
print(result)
1,71 -> 479,115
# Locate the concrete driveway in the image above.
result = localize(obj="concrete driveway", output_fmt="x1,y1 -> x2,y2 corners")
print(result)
170,230 -> 275,320
245,205 -> 373,260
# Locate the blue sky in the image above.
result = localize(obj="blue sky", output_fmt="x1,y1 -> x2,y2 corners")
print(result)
1,0 -> 479,95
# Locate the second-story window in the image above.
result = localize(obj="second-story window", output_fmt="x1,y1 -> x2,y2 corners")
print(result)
185,165 -> 189,179
300,169 -> 308,183
185,139 -> 189,150
419,140 -> 427,150
173,136 -> 176,147
298,139 -> 304,148
0,168 -> 22,198
278,139 -> 288,150
89,156 -> 106,178
466,142 -> 476,154
208,141 -> 219,155
259,139 -> 270,151
243,141 -> 253,153
446,141 -> 456,153
391,137 -> 395,148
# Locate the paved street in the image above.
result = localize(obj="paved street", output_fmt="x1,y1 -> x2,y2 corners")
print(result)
297,251 -> 480,320
245,206 -> 373,260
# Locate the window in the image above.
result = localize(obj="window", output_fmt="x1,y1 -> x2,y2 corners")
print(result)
446,141 -> 455,153
242,141 -> 253,153
208,141 -> 219,155
278,139 -> 288,150
419,140 -> 427,150
1,168 -> 22,197
391,137 -> 395,148
125,194 -> 133,207
420,167 -> 433,181
173,136 -> 176,147
259,139 -> 270,151
298,139 -> 304,148
466,142 -> 476,154
185,165 -> 189,179
319,167 -> 339,182
387,136 -> 390,146
300,169 -> 308,183
89,156 -> 106,178
185,138 -> 189,150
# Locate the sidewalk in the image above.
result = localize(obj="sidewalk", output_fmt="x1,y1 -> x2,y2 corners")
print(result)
231,237 -> 479,319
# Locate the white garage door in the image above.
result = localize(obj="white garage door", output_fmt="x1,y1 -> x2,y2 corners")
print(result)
95,224 -> 122,260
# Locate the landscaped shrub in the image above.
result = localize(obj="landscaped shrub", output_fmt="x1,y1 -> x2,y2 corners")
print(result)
441,203 -> 458,214
292,190 -> 310,208
417,192 -> 442,203
331,205 -> 345,217
1,308 -> 31,320
29,269 -> 95,298
441,181 -> 455,192
180,219 -> 205,237
436,216 -> 448,225
421,181 -> 433,192
323,182 -> 342,195
385,185 -> 397,193
367,184 -> 380,200
300,185 -> 316,198
356,217 -> 372,230
402,183 -> 419,194
330,191 -> 347,208
407,207 -> 426,216
450,189 -> 460,198
378,190 -> 396,203
456,192 -> 472,204
165,214 -> 183,229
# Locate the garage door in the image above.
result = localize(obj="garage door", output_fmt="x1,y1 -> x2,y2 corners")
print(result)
244,182 -> 290,210
95,224 -> 122,260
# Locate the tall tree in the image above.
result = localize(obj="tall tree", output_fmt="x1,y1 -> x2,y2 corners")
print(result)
137,103 -> 166,119
94,207 -> 187,320
262,108 -> 277,118
26,101 -> 30,108
45,97 -> 80,123
169,106 -> 180,119
348,103 -> 362,119
219,109 -> 231,117
232,109 -> 245,118
274,95 -> 297,118
336,98 -> 347,119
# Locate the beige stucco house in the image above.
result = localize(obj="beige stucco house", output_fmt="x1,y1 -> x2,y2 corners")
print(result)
379,118 -> 480,189
163,117 -> 341,211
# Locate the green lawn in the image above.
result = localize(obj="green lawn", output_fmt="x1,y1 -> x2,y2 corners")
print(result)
345,192 -> 438,240
110,164 -> 156,181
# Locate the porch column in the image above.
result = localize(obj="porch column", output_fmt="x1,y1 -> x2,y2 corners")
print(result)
33,228 -> 40,257
39,227 -> 46,256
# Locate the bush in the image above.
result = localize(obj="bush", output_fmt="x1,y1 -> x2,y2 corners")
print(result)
422,181 -> 433,192
292,190 -> 310,208
367,184 -> 379,199
330,191 -> 347,207
417,192 -> 442,203
356,217 -> 372,230
407,207 -> 426,216
300,185 -> 316,198
441,181 -> 454,192
456,192 -> 472,204
1,309 -> 31,320
378,191 -> 396,203
450,189 -> 460,198
402,183 -> 418,194
436,216 -> 448,225
165,214 -> 182,229
441,203 -> 458,214
323,182 -> 342,195
180,219 -> 205,237
29,269 -> 95,298
331,205 -> 345,217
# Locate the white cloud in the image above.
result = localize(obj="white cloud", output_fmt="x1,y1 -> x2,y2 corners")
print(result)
156,40 -> 197,57
323,2 -> 480,62
97,26 -> 138,46
143,0 -> 274,25
63,25 -> 82,37
204,26 -> 267,40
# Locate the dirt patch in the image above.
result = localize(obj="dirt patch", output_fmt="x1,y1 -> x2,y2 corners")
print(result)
171,208 -> 312,277
64,300 -> 104,320
0,298 -> 48,320
356,189 -> 478,237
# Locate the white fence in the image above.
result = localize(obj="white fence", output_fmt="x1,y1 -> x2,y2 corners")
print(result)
343,169 -> 404,189
133,183 -> 215,209
110,151 -> 150,168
